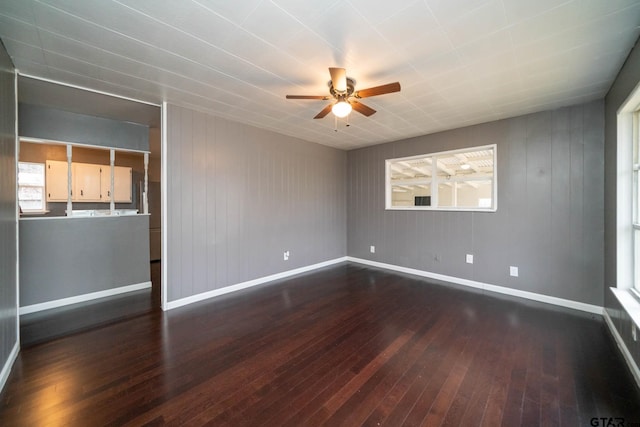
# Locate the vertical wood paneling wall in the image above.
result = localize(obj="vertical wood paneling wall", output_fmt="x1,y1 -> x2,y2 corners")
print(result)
605,38 -> 640,369
0,41 -> 17,384
19,216 -> 150,306
19,104 -> 149,151
165,104 -> 347,302
348,100 -> 604,306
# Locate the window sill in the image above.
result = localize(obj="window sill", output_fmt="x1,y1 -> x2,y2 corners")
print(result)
20,210 -> 50,216
385,207 -> 497,212
611,287 -> 640,330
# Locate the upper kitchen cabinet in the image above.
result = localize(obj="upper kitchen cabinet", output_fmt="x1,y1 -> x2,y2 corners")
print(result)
114,166 -> 132,203
74,162 -> 102,202
45,160 -> 68,202
100,165 -> 133,203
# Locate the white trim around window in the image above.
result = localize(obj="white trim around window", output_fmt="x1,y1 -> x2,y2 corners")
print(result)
17,161 -> 46,213
385,144 -> 497,212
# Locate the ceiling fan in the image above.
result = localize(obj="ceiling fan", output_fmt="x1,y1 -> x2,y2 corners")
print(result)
286,67 -> 401,119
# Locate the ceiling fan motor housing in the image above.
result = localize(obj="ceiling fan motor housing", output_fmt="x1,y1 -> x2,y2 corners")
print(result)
329,77 -> 356,98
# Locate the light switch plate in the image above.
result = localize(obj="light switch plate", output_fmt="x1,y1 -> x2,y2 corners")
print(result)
510,266 -> 519,277
466,254 -> 473,264
370,245 -> 375,253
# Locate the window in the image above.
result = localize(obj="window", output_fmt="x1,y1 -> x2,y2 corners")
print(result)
634,112 -> 640,291
386,145 -> 496,211
616,88 -> 640,299
613,74 -> 640,332
18,162 -> 46,212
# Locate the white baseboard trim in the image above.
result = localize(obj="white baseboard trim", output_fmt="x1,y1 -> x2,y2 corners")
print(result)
347,257 -> 603,315
165,257 -> 348,311
603,308 -> 640,390
0,341 -> 19,393
19,282 -> 152,315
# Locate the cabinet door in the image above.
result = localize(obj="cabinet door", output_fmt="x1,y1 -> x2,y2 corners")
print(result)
74,163 -> 102,201
113,166 -> 132,203
45,160 -> 69,202
100,166 -> 112,202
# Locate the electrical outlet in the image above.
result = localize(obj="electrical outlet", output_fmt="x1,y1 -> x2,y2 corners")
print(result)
633,323 -> 638,342
466,254 -> 473,264
370,245 -> 376,253
510,266 -> 519,277
283,251 -> 290,261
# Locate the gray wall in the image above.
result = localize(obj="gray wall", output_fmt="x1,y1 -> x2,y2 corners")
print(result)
17,96 -> 153,308
165,104 -> 347,302
19,104 -> 149,151
348,100 -> 604,306
0,40 -> 17,384
604,38 -> 640,366
19,215 -> 150,306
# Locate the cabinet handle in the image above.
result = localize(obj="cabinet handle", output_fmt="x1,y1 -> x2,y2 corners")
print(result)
81,189 -> 83,196
108,191 -> 110,197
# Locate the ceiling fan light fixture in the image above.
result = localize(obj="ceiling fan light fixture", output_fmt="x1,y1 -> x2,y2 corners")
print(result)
332,100 -> 352,118
285,67 -> 400,120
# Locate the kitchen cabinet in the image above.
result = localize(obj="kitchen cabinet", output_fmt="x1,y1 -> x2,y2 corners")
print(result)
45,160 -> 132,203
45,160 -> 69,202
74,163 -> 102,201
100,165 -> 132,203
114,166 -> 132,203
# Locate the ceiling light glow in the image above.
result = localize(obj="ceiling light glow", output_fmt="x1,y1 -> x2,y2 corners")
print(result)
332,101 -> 352,118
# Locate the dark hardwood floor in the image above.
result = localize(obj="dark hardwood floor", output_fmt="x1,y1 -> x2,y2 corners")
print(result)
2,263 -> 639,426
20,260 -> 162,348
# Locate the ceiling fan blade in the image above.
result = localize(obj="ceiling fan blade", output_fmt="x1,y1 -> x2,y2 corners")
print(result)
354,82 -> 401,98
314,103 -> 333,119
329,67 -> 347,92
286,95 -> 330,100
351,100 -> 376,117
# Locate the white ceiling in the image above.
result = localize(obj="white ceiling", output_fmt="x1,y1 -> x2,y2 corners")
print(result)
0,0 -> 638,150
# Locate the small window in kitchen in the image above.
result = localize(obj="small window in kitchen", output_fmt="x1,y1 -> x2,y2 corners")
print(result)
18,162 -> 46,213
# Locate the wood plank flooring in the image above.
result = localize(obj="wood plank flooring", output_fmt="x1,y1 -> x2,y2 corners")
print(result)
2,263 -> 639,426
19,288 -> 155,348
19,260 -> 161,348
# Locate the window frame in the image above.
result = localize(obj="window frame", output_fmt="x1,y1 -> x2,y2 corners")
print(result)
18,161 -> 47,213
385,144 -> 497,212
612,72 -> 640,336
633,112 -> 640,292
